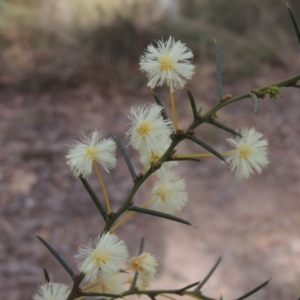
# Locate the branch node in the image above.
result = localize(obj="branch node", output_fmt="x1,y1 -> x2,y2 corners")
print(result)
109,212 -> 115,219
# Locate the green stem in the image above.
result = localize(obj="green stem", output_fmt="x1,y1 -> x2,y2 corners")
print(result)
67,273 -> 85,300
122,289 -> 216,300
102,167 -> 153,232
187,72 -> 300,132
68,68 -> 297,300
102,138 -> 183,233
102,72 -> 300,233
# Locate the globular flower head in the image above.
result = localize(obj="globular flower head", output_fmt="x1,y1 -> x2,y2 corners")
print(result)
150,169 -> 188,214
139,144 -> 178,171
66,131 -> 116,178
140,36 -> 195,92
75,232 -> 129,282
226,127 -> 269,179
32,282 -> 70,300
126,274 -> 150,291
85,275 -> 123,296
129,252 -> 158,280
126,103 -> 172,152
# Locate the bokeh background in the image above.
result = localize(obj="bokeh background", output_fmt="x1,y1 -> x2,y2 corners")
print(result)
1,0 -> 300,299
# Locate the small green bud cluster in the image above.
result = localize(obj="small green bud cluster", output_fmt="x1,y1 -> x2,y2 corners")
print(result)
267,85 -> 280,99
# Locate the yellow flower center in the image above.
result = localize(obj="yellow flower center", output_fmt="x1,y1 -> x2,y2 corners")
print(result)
137,120 -> 153,138
237,144 -> 252,159
155,186 -> 168,201
91,249 -> 110,267
85,146 -> 99,160
150,151 -> 160,163
159,54 -> 174,71
130,255 -> 145,272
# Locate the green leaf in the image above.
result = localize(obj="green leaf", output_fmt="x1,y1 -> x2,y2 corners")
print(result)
187,89 -> 199,122
79,176 -> 108,221
215,39 -> 222,101
235,279 -> 270,300
248,92 -> 259,116
208,120 -> 242,137
43,267 -> 50,283
36,235 -> 76,278
195,257 -> 222,291
115,137 -> 137,181
128,206 -> 192,226
287,4 -> 300,45
187,135 -> 226,163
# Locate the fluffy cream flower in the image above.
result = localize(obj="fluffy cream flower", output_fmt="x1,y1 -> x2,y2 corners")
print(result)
126,274 -> 149,291
129,252 -> 158,280
87,275 -> 123,296
32,282 -> 70,300
139,144 -> 177,171
150,169 -> 188,214
226,127 -> 269,178
140,36 -> 195,92
126,104 -> 172,152
66,131 -> 116,177
75,232 -> 129,282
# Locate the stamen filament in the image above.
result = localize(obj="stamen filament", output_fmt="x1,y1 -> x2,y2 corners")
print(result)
177,151 -> 233,159
220,151 -> 233,156
110,200 -> 150,233
169,87 -> 179,132
81,279 -> 101,292
93,162 -> 111,213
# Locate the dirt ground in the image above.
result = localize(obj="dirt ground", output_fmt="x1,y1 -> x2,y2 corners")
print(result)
1,65 -> 300,300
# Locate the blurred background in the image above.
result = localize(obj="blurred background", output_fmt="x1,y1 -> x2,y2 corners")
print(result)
1,0 -> 300,299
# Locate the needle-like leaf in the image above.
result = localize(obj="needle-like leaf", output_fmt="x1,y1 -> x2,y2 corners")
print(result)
128,206 -> 192,226
43,267 -> 50,283
36,235 -> 75,278
215,39 -> 222,101
248,92 -> 259,116
152,93 -> 170,122
139,236 -> 145,254
177,281 -> 200,292
115,137 -> 137,181
208,120 -> 242,137
78,292 -> 122,298
287,4 -> 300,45
170,157 -> 201,163
235,279 -> 271,300
187,89 -> 199,122
195,257 -> 222,291
187,135 -> 226,163
79,176 -> 108,221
